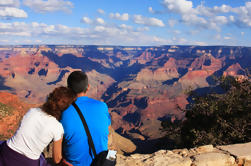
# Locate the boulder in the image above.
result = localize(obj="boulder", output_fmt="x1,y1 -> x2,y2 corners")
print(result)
108,127 -> 136,154
217,142 -> 251,166
116,150 -> 192,166
192,152 -> 235,166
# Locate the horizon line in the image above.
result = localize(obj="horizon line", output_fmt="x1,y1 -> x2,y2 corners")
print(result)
0,44 -> 250,48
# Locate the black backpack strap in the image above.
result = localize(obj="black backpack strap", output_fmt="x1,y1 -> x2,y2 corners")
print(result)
72,101 -> 97,158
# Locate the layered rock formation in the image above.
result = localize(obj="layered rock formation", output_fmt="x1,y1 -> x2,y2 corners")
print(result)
0,45 -> 250,143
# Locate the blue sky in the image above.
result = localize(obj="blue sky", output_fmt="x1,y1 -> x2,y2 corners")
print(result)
0,0 -> 251,46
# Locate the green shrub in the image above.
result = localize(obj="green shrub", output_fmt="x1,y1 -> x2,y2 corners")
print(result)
0,102 -> 13,120
181,76 -> 251,147
161,76 -> 251,148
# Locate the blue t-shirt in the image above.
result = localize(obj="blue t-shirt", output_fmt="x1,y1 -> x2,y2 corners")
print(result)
61,96 -> 111,166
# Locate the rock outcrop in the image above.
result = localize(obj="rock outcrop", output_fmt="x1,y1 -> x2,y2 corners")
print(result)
116,142 -> 251,166
108,127 -> 136,154
0,92 -> 37,139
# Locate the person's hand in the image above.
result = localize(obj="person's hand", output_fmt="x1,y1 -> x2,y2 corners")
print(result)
58,158 -> 73,166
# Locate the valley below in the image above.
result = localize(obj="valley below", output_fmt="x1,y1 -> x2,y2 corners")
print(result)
0,45 -> 250,152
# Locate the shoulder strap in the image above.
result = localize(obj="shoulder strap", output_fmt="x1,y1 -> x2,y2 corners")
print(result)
72,101 -> 97,158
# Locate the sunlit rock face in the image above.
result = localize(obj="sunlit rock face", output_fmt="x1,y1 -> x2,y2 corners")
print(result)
0,45 -> 250,142
116,142 -> 251,166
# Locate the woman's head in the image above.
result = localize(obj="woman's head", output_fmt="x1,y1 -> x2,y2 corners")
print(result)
42,86 -> 76,120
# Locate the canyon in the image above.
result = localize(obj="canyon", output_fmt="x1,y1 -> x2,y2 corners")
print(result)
0,45 -> 250,150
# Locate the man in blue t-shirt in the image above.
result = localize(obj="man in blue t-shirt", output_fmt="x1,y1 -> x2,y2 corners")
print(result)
61,71 -> 111,166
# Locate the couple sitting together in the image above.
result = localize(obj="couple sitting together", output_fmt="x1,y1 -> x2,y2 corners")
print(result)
0,70 -> 111,166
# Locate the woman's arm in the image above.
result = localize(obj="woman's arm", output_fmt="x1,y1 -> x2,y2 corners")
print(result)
53,137 -> 63,164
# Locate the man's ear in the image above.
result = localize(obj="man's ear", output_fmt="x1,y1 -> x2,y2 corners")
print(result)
86,84 -> 90,92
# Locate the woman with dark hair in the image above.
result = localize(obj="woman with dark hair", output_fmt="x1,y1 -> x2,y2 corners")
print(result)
0,86 -> 76,166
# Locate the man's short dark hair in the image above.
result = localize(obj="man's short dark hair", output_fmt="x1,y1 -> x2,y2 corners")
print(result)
67,71 -> 88,94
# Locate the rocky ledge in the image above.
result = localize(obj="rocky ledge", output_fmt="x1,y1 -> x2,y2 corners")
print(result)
116,142 -> 251,166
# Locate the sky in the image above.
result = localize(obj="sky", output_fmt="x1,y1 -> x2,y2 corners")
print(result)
0,0 -> 251,46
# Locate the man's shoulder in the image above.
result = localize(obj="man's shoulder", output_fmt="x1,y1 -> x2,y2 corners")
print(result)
85,96 -> 103,102
91,98 -> 107,105
90,99 -> 107,110
80,97 -> 107,107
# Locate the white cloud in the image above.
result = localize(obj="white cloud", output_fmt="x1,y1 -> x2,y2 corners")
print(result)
120,23 -> 148,32
211,3 -> 251,28
162,0 -> 193,14
82,17 -> 92,24
133,15 -> 165,27
148,6 -> 164,14
241,32 -> 244,36
137,26 -> 149,32
0,22 -> 31,36
109,13 -> 129,21
0,39 -> 9,43
0,22 -> 86,38
189,30 -> 200,35
214,16 -> 228,25
87,24 -> 169,45
0,0 -> 27,19
31,22 -> 40,27
120,24 -> 133,30
162,0 -> 209,28
148,7 -> 154,14
215,34 -> 221,40
0,21 -> 221,46
229,15 -> 235,22
0,0 -> 20,7
224,36 -> 231,40
35,39 -> 42,43
153,36 -> 170,43
171,36 -> 188,44
194,41 -> 207,46
213,4 -> 232,13
196,5 -> 214,17
168,19 -> 177,27
0,7 -> 27,19
233,2 -> 251,27
97,9 -> 105,14
181,13 -> 207,28
23,0 -> 73,13
96,18 -> 105,24
0,21 -> 172,45
173,30 -> 181,35
43,25 -> 56,33
81,17 -> 105,25
162,0 -> 251,29
94,26 -> 105,32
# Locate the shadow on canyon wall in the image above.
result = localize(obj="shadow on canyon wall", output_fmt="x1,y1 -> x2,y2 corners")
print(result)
0,76 -> 12,91
42,50 -> 145,82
